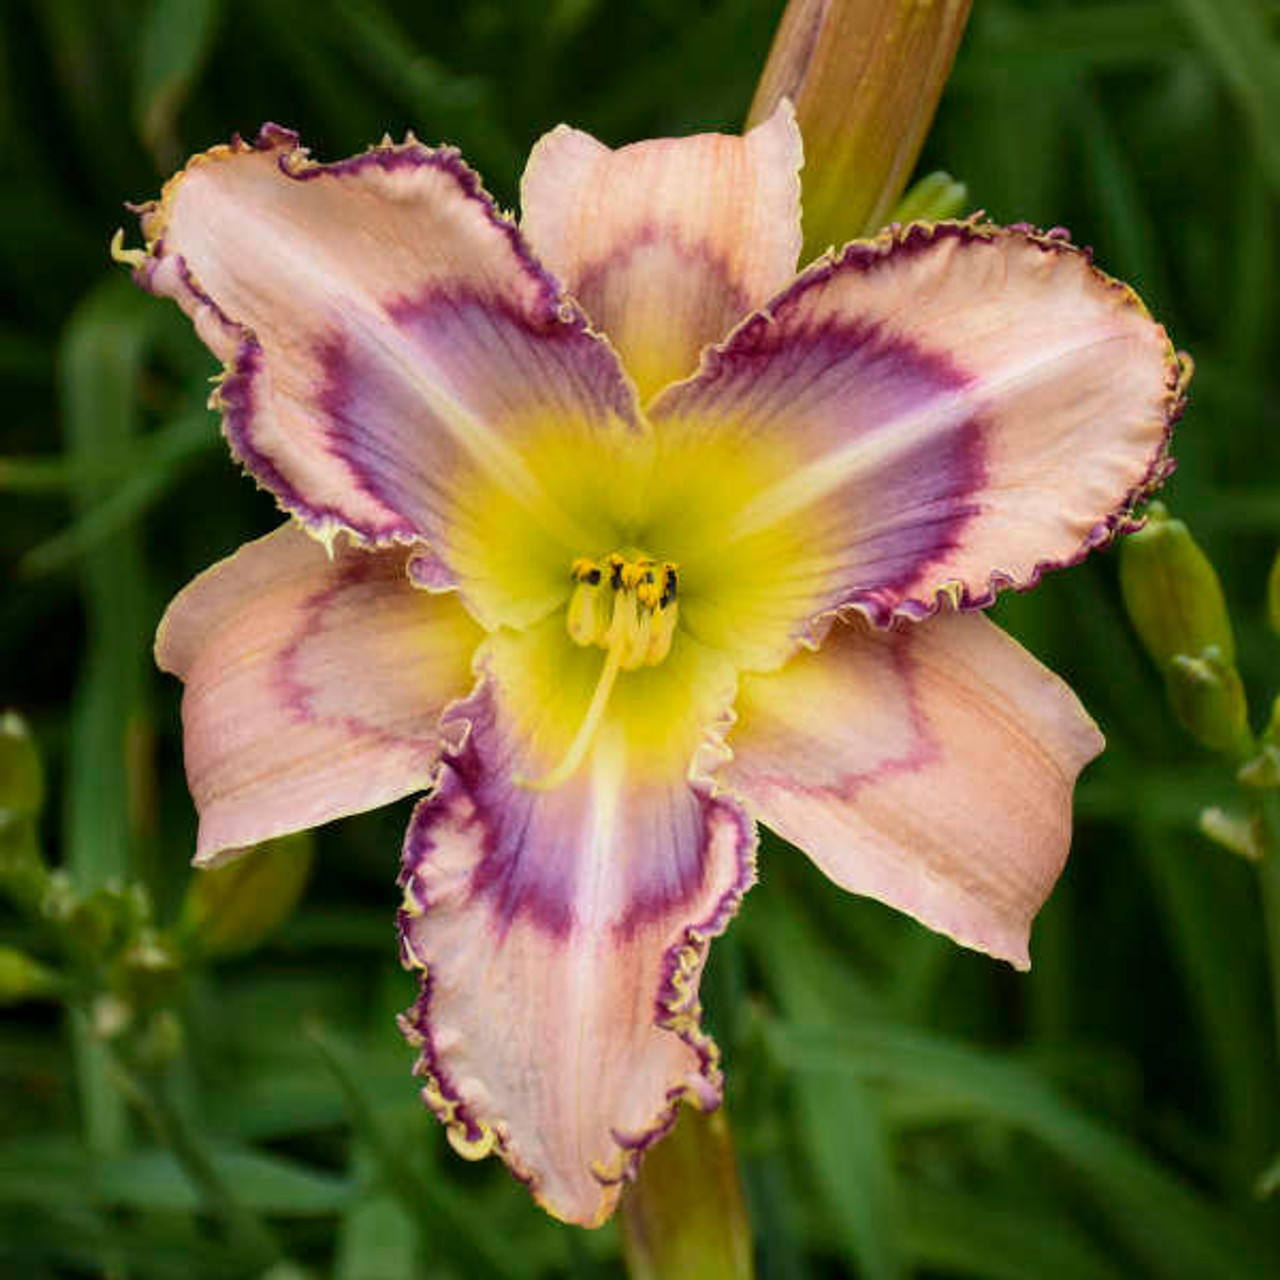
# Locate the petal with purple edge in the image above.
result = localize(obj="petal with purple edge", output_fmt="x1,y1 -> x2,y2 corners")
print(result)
395,620 -> 754,1225
156,522 -> 481,865
649,222 -> 1186,642
725,610 -> 1104,969
131,127 -> 641,629
520,103 -> 802,403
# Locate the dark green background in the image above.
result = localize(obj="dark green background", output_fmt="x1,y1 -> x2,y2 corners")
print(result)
3,1 -> 1279,1276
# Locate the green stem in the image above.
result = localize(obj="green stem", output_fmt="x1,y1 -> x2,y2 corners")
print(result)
620,1104 -> 755,1280
306,1021 -> 531,1280
110,1055 -> 281,1272
1256,790 -> 1280,1069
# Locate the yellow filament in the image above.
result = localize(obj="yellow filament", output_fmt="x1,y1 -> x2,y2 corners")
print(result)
516,632 -> 624,792
527,553 -> 679,791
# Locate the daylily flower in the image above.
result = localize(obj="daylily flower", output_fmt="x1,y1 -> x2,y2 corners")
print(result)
119,106 -> 1185,1227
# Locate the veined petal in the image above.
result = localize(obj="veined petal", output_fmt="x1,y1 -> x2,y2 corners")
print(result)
130,126 -> 641,629
650,222 -> 1185,654
157,523 -> 481,865
520,104 -> 802,403
396,620 -> 754,1225
725,611 -> 1104,968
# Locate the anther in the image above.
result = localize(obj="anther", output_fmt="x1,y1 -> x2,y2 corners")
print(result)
565,554 -> 679,660
530,552 -> 681,791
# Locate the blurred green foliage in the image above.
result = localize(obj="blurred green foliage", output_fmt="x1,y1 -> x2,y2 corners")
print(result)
2,0 -> 1280,1276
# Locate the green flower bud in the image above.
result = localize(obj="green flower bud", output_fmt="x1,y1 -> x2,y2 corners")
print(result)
1239,696 -> 1280,788
0,946 -> 59,1004
1238,747 -> 1280,789
134,1008 -> 184,1070
1166,648 -> 1252,756
182,831 -> 314,958
889,170 -> 970,226
1120,503 -> 1236,669
1198,806 -> 1263,862
0,714 -> 50,914
0,711 -> 44,827
92,992 -> 133,1040
69,884 -> 146,957
114,929 -> 181,1012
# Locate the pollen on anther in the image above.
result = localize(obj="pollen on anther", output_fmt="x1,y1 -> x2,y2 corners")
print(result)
660,565 -> 678,608
565,552 -> 680,667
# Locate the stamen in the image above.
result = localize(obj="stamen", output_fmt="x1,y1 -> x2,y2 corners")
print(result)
521,551 -> 680,791
565,553 -> 678,665
517,625 -> 625,792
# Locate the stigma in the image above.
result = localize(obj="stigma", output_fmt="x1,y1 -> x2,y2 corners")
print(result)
566,553 -> 679,669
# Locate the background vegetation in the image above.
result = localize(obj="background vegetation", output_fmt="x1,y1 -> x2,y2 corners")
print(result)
2,0 -> 1279,1275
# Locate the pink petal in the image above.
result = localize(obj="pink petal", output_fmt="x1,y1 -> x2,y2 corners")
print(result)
157,523 -> 481,865
725,611 -> 1104,968
396,623 -> 753,1225
131,128 -> 640,610
650,223 -> 1185,634
520,104 -> 802,402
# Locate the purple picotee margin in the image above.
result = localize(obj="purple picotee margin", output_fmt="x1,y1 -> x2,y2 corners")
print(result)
817,221 -> 1187,627
392,670 -> 758,1220
655,216 -> 1188,635
123,123 -> 640,549
596,793 -> 757,1186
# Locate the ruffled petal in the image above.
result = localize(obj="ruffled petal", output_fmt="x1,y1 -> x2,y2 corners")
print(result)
156,523 -> 481,865
130,126 -> 641,629
649,222 -> 1185,650
725,610 -> 1103,969
396,620 -> 754,1225
520,103 -> 802,403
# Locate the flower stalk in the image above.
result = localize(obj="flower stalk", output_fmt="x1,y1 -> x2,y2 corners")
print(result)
110,1055 -> 282,1271
1120,507 -> 1280,1080
1257,792 -> 1280,1068
620,1104 -> 754,1280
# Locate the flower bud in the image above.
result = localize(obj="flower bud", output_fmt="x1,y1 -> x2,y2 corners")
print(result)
0,711 -> 44,826
1198,806 -> 1263,862
1120,503 -> 1236,669
621,1104 -> 752,1280
135,1008 -> 185,1070
1166,649 -> 1251,757
0,946 -> 59,1004
889,169 -> 969,226
0,714 -> 51,915
1239,696 -> 1280,789
182,831 -> 314,958
748,0 -> 973,259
